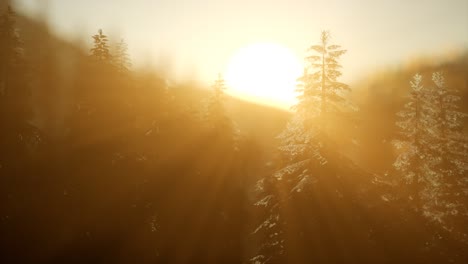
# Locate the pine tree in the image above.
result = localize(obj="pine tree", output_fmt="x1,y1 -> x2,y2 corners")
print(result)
296,30 -> 351,126
393,72 -> 468,245
250,177 -> 285,264
431,72 -> 467,183
113,38 -> 131,74
275,31 -> 350,181
205,74 -> 231,131
0,5 -> 29,121
111,38 -> 133,120
251,31 -> 350,264
426,72 -> 468,230
393,74 -> 439,211
68,29 -> 124,153
275,31 -> 350,191
90,29 -> 111,63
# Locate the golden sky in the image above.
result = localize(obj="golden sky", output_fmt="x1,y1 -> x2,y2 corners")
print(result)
14,0 -> 468,89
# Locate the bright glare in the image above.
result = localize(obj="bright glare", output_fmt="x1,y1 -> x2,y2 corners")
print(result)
225,43 -> 302,107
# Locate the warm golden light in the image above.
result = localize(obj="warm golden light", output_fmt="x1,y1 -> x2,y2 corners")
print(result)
225,43 -> 302,107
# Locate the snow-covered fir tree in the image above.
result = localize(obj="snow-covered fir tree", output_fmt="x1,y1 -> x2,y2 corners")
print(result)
392,71 -> 468,247
431,72 -> 467,186
275,31 -> 350,188
275,31 -> 351,184
295,30 -> 352,126
251,31 -> 351,264
393,73 -> 439,211
250,176 -> 285,264
425,72 -> 468,230
393,72 -> 468,226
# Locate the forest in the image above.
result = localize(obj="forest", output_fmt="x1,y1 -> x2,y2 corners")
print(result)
1,2 -> 468,264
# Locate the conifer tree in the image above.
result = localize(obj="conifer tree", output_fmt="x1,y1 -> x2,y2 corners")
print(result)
393,74 -> 439,211
0,5 -> 29,122
425,72 -> 468,228
0,6 -> 36,222
90,29 -> 111,63
393,72 -> 468,242
431,72 -> 467,183
296,30 -> 351,125
274,31 -> 350,182
251,31 -> 350,264
0,6 -> 22,74
69,29 -> 120,153
111,38 -> 133,118
250,177 -> 285,264
113,38 -> 131,74
205,74 -> 231,132
274,31 -> 350,191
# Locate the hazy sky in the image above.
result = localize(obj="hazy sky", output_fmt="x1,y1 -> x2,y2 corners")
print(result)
14,0 -> 468,85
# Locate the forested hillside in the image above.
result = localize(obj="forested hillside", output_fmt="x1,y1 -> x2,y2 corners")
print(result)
1,3 -> 467,264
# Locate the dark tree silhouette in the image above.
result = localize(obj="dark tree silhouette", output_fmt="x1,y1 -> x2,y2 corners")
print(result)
0,5 -> 30,123
90,29 -> 111,63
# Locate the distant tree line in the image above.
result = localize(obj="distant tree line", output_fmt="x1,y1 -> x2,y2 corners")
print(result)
1,7 -> 254,263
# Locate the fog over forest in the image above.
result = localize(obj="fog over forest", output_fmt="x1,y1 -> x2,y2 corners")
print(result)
1,1 -> 468,263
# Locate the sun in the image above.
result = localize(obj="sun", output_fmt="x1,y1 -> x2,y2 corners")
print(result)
225,42 -> 302,108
